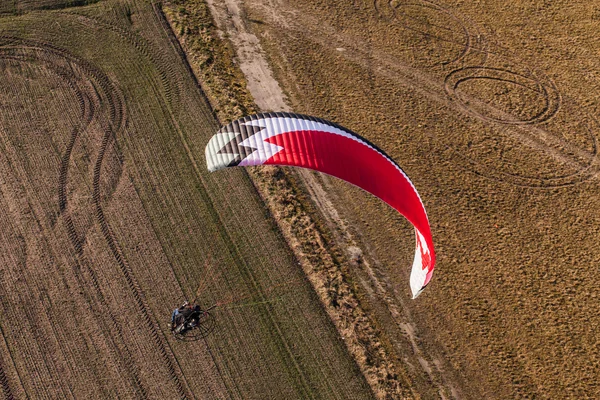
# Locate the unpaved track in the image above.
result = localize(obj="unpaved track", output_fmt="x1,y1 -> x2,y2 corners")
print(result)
209,0 -> 600,398
206,0 -> 461,397
0,1 -> 374,398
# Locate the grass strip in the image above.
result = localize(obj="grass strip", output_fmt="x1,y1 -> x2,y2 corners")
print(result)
162,1 -> 415,397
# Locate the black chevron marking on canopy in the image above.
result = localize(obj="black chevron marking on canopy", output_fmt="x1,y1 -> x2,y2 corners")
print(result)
211,112 -> 410,178
216,120 -> 266,167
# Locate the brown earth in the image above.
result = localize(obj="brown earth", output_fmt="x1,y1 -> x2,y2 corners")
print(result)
0,1 -> 375,399
222,0 -> 600,398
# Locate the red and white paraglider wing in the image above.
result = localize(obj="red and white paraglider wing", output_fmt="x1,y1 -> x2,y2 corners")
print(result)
205,112 -> 435,298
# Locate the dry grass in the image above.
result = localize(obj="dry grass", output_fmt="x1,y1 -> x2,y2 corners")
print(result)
235,0 -> 600,398
163,0 -> 256,122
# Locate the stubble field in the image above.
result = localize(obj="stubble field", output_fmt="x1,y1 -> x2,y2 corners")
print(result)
0,1 -> 374,399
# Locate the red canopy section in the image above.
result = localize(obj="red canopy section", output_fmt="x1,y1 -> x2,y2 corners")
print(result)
206,112 -> 435,298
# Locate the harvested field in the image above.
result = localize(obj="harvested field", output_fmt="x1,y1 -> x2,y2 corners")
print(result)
219,0 -> 600,398
0,1 -> 101,15
0,1 -> 374,399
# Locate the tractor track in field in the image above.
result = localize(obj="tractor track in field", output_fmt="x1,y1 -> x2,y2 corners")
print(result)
63,11 -> 180,106
371,0 -> 599,188
0,35 -> 195,399
10,37 -> 150,398
253,0 -> 600,188
0,357 -> 13,400
49,23 -> 199,396
443,66 -> 562,125
58,13 -> 203,395
0,38 -> 115,398
58,11 -> 230,397
64,6 -> 192,113
90,104 -> 196,400
57,44 -> 195,399
373,0 -> 489,68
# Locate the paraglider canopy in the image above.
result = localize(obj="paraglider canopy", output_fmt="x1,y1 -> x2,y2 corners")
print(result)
205,112 -> 435,298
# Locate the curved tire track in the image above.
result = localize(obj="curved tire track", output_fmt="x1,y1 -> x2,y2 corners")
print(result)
367,1 -> 600,187
441,65 -> 600,187
92,125 -> 194,400
54,42 -> 194,399
1,36 -> 193,398
52,14 -> 199,399
373,0 -> 489,67
54,12 -> 206,398
63,9 -> 183,111
0,37 -> 151,398
0,361 -> 14,400
371,1 -> 599,187
444,66 -> 561,125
